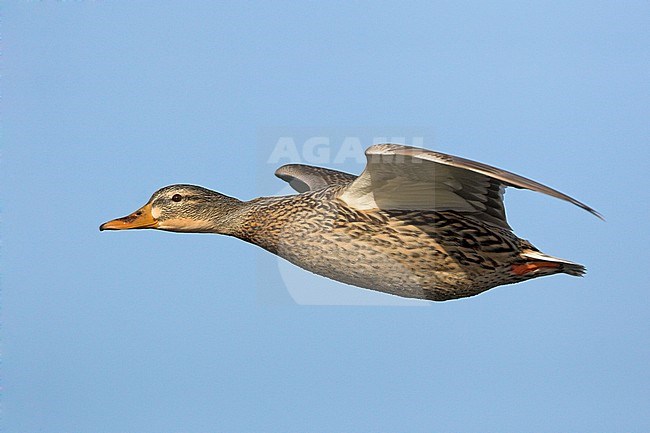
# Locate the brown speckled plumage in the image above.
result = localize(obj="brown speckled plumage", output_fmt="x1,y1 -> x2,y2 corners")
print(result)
100,144 -> 600,301
232,186 -> 568,300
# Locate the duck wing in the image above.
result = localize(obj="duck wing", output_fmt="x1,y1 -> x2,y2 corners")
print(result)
275,164 -> 357,193
338,143 -> 602,230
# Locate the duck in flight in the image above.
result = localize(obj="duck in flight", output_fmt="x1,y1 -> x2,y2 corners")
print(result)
100,144 -> 601,301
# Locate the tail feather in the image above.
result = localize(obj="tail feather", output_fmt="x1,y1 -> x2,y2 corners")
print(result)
520,250 -> 586,277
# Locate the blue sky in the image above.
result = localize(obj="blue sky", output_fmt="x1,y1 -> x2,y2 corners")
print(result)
3,1 -> 649,432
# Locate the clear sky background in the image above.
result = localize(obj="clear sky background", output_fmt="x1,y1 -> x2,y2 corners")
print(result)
3,1 -> 649,432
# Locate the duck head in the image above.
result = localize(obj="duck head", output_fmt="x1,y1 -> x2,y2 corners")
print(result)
99,184 -> 242,233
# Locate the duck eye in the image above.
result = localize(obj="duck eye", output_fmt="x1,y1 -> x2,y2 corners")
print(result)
171,194 -> 183,202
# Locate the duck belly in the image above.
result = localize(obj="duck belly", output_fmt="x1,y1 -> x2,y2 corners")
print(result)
270,211 -> 524,301
241,195 -> 549,301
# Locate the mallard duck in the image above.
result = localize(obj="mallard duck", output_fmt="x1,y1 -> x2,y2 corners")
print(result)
100,144 -> 601,301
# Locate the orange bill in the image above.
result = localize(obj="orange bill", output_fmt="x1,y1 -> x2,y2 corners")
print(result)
99,203 -> 158,231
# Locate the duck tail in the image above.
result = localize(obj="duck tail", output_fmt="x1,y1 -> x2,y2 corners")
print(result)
514,250 -> 586,277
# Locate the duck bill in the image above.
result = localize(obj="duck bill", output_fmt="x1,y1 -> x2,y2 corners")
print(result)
99,203 -> 158,231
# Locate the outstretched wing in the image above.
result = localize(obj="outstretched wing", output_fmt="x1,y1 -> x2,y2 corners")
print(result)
338,144 -> 602,230
275,164 -> 357,193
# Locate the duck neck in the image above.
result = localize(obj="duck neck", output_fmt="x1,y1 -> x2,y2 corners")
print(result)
226,197 -> 287,254
203,194 -> 248,236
